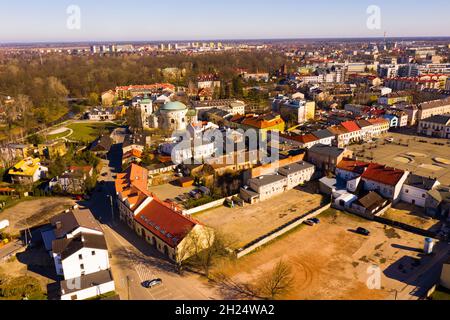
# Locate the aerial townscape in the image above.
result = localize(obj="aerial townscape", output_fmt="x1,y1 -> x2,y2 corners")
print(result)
0,2 -> 449,313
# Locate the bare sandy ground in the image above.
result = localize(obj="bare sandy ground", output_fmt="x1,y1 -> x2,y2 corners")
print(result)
212,209 -> 429,300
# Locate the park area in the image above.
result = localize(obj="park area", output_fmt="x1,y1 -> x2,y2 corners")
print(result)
195,184 -> 325,248
210,208 -> 438,300
349,133 -> 450,185
46,121 -> 118,143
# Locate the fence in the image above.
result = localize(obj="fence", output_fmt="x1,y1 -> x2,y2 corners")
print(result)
235,203 -> 331,259
182,194 -> 238,215
373,216 -> 439,239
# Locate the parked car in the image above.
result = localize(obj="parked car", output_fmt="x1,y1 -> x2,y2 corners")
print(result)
355,227 -> 370,236
304,220 -> 314,226
310,218 -> 320,224
385,137 -> 394,143
141,279 -> 162,288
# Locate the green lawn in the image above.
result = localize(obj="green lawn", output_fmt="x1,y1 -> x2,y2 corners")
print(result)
46,129 -> 71,140
66,122 -> 118,143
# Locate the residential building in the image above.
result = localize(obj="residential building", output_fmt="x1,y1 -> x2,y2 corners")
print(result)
360,163 -> 409,203
400,174 -> 440,208
417,97 -> 450,121
417,114 -> 450,138
50,166 -> 94,194
89,135 -> 113,157
307,144 -> 353,172
425,186 -> 450,218
351,191 -> 389,217
46,207 -> 114,300
241,160 -> 315,203
8,157 -> 48,185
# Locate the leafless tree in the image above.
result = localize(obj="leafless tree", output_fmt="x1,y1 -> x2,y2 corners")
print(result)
256,260 -> 295,299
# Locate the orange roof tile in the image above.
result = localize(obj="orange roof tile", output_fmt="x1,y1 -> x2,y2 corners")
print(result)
135,197 -> 199,247
361,163 -> 405,186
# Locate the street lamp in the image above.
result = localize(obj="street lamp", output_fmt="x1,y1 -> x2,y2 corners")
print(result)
107,194 -> 115,225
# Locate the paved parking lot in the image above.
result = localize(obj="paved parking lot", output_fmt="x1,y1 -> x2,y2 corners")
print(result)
349,133 -> 450,185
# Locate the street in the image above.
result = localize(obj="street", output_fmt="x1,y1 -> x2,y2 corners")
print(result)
87,135 -> 220,300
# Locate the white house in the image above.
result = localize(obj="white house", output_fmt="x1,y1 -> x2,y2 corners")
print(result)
52,233 -> 110,279
47,207 -> 115,300
277,161 -> 315,190
247,174 -> 287,202
360,163 -> 409,203
400,174 -> 440,207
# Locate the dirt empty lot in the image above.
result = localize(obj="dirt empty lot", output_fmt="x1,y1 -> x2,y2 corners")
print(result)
349,133 -> 450,185
0,197 -> 75,234
212,209 -> 434,300
195,185 -> 324,248
383,203 -> 441,231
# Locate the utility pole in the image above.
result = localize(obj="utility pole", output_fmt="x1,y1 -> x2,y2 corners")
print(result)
126,275 -> 130,300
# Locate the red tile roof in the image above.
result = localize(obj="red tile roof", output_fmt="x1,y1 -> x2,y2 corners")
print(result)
135,197 -> 199,247
361,163 -> 405,186
115,164 -> 151,210
281,133 -> 319,144
340,121 -> 361,133
368,118 -> 389,125
337,158 -> 370,173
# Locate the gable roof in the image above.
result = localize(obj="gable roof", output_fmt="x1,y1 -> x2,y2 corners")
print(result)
115,164 -> 151,210
134,197 -> 199,248
361,163 -> 406,186
50,208 -> 102,239
340,121 -> 361,132
354,191 -> 386,211
337,158 -> 370,174
326,125 -> 349,136
312,129 -> 335,140
308,144 -> 348,158
52,232 -> 107,260
90,135 -> 112,152
404,174 -> 439,190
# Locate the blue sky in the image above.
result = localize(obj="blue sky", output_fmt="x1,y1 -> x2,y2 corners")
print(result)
1,0 -> 449,42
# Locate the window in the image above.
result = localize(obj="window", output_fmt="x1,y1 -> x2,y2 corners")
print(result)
78,254 -> 83,260
91,251 -> 96,256
80,264 -> 84,270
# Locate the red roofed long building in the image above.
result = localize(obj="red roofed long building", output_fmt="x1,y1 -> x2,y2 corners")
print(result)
115,164 -> 213,262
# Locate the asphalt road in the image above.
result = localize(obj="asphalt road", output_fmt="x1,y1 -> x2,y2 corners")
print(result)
87,137 -> 219,300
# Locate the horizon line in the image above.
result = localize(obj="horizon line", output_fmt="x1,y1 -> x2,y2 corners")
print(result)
1,35 -> 450,46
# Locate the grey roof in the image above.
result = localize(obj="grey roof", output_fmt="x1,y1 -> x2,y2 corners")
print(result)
404,174 -> 439,190
52,232 -> 107,260
308,144 -> 347,158
50,208 -> 102,239
420,114 -> 450,125
355,119 -> 373,128
90,135 -> 112,152
248,174 -> 286,187
354,191 -> 386,211
278,161 -> 314,176
60,269 -> 114,296
123,133 -> 147,148
418,97 -> 450,110
312,129 -> 335,140
427,186 -> 450,203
